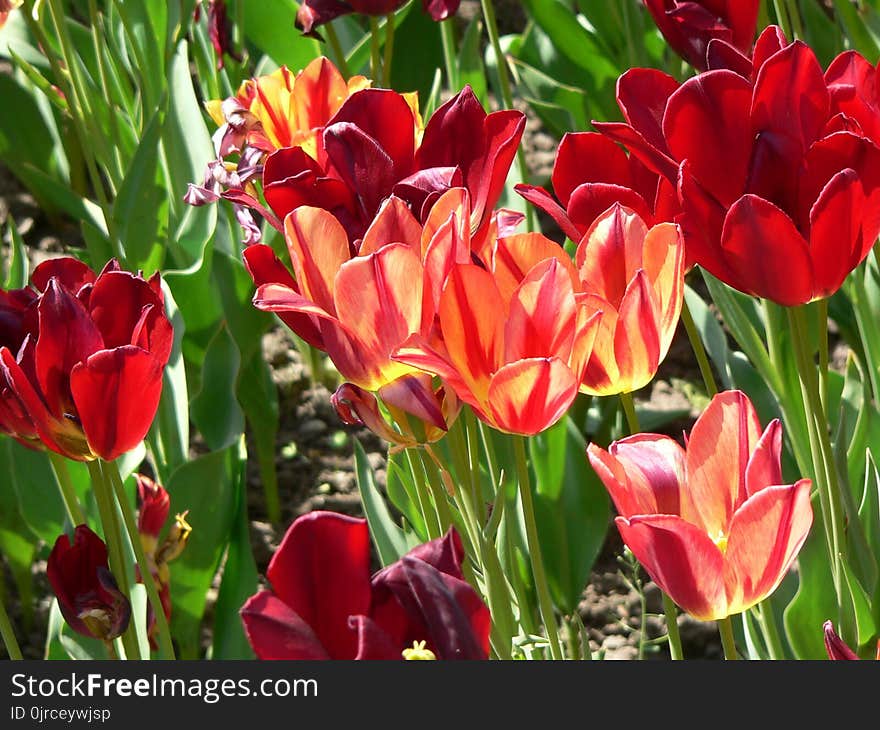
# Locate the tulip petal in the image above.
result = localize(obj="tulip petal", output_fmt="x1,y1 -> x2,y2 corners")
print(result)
745,419 -> 783,498
333,243 -> 424,388
266,511 -> 371,660
242,244 -> 324,349
809,168 -> 871,298
751,41 -> 830,158
377,373 -> 445,431
611,271 -> 662,394
492,233 -> 580,302
719,194 -> 813,305
35,280 -> 104,419
723,480 -> 813,614
293,55 -> 351,132
616,68 -> 681,155
682,390 -> 763,537
70,346 -> 164,460
486,357 -> 578,435
349,615 -> 406,660
513,183 -> 582,244
552,132 -> 632,206
616,514 -> 727,621
588,435 -> 685,518
504,258 -> 576,363
663,70 -> 753,207
31,257 -> 96,295
591,121 -> 679,182
641,221 -> 684,356
359,195 -> 424,256
240,590 -> 331,660
284,206 -> 351,315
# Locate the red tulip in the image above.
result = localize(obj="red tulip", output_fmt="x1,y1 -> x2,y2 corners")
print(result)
394,225 -> 602,435
260,84 -> 524,243
0,258 -> 172,461
602,26 -> 880,305
643,0 -> 760,71
296,0 -> 461,36
577,205 -> 685,396
240,511 -> 490,660
823,620 -> 880,660
587,390 -> 813,621
47,525 -> 131,641
515,131 -> 680,250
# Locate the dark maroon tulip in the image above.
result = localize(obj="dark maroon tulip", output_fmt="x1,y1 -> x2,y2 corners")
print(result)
194,0 -> 242,70
263,85 -> 524,245
0,257 -> 173,461
596,26 -> 880,305
296,0 -> 461,36
136,474 -> 170,543
47,525 -> 131,641
643,0 -> 760,71
240,511 -> 490,660
515,131 -> 680,254
823,620 -> 880,660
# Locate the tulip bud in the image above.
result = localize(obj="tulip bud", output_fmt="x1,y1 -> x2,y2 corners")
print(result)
47,525 -> 131,642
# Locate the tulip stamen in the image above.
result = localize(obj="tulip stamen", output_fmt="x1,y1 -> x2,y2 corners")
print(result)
402,640 -> 436,660
712,531 -> 728,554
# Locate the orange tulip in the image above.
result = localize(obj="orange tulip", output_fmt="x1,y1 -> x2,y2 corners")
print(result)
206,56 -> 371,159
577,203 -> 685,396
245,189 -> 479,441
394,228 -> 601,435
587,390 -> 813,621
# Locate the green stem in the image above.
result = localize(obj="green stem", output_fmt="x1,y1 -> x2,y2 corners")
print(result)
405,447 -> 441,540
565,614 -> 581,661
103,460 -> 176,660
787,306 -> 844,599
369,16 -> 382,84
440,17 -> 459,91
415,448 -> 455,534
662,591 -> 684,660
0,593 -> 22,660
717,615 -> 739,660
478,0 -> 535,233
86,461 -> 141,660
323,22 -> 352,78
757,600 -> 784,660
817,298 -> 829,413
512,434 -> 564,660
680,297 -> 718,397
619,390 -> 640,435
48,452 -> 87,526
104,639 -> 119,660
382,13 -> 395,88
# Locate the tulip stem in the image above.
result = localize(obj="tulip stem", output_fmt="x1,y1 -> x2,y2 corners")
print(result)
86,460 -> 141,661
369,16 -> 382,85
680,296 -> 718,397
479,0 -> 537,233
48,452 -> 87,527
757,600 -> 784,660
0,592 -> 22,660
323,22 -> 352,79
440,18 -> 459,91
404,448 -> 442,540
787,306 -> 844,601
619,390 -> 640,435
661,592 -> 684,661
512,434 -> 564,660
382,14 -> 395,88
718,615 -> 739,659
103,460 -> 176,661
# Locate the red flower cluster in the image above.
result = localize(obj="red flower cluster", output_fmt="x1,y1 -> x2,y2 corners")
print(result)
240,511 -> 490,659
585,25 -> 880,305
296,0 -> 461,37
0,258 -> 172,461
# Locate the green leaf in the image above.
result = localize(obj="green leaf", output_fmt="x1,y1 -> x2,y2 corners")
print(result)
112,107 -> 169,273
242,0 -> 321,71
3,220 -> 28,289
129,583 -> 151,660
210,454 -> 258,659
167,444 -> 242,658
191,323 -> 245,451
0,74 -> 58,178
385,451 -> 429,542
353,438 -> 416,566
510,59 -> 589,139
457,16 -> 488,106
529,416 -> 610,613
